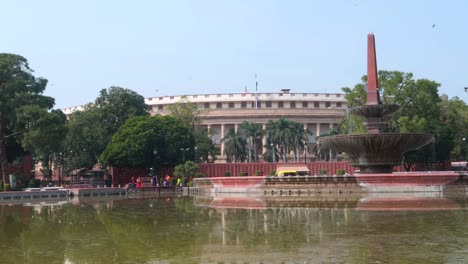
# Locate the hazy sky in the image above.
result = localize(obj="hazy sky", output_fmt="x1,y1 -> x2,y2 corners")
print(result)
2,0 -> 467,109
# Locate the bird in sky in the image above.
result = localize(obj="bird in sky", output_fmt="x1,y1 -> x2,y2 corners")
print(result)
432,24 -> 436,28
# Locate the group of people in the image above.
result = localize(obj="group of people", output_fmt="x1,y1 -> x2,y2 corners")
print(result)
130,174 -> 175,188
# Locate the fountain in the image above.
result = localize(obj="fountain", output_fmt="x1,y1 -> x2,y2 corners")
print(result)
318,33 -> 459,190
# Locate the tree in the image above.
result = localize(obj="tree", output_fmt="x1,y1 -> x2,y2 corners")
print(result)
173,161 -> 199,184
65,86 -> 148,170
0,54 -> 55,184
221,128 -> 246,163
439,96 -> 468,160
194,127 -> 219,163
166,97 -> 219,163
100,115 -> 195,168
265,118 -> 309,162
238,121 -> 263,162
21,109 -> 67,182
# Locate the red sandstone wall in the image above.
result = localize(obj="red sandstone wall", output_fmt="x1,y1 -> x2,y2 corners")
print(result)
197,161 -> 452,177
198,162 -> 355,177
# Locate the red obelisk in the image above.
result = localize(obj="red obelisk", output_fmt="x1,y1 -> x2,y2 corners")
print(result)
366,33 -> 379,105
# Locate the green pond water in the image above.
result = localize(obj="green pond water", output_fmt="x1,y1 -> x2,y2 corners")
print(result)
0,194 -> 466,264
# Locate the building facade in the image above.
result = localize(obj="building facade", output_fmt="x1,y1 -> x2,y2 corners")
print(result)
144,89 -> 347,162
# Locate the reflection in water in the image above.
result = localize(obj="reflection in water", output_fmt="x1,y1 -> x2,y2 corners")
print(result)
0,193 -> 466,264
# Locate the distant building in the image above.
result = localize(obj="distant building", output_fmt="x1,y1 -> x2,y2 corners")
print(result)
62,90 -> 347,162
146,90 -> 347,161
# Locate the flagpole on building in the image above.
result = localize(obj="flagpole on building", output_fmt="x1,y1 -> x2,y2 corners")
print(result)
255,73 -> 258,109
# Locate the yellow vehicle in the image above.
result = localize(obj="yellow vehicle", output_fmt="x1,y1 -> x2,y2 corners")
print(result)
275,166 -> 310,176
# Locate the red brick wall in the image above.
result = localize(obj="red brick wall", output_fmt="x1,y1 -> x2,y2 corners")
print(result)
0,153 -> 33,180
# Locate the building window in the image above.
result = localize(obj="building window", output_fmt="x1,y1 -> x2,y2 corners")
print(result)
158,105 -> 164,110
228,102 -> 234,108
257,101 -> 261,108
170,96 -> 174,99
241,102 -> 247,108
336,102 -> 342,108
290,102 -> 296,108
302,101 -> 308,108
266,101 -> 272,108
314,102 -> 320,108
325,102 -> 331,108
193,95 -> 198,99
204,103 -> 210,109
278,101 -> 284,108
229,94 -> 234,97
216,102 -> 222,109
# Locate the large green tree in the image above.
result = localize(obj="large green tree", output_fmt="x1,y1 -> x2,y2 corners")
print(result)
166,96 -> 219,163
21,109 -> 67,182
0,54 -> 56,184
100,115 -> 194,168
65,86 -> 148,170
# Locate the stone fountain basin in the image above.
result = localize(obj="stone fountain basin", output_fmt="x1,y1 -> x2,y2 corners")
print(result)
318,133 -> 433,166
349,104 -> 400,118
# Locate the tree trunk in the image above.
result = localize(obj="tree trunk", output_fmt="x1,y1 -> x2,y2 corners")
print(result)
0,112 -> 9,185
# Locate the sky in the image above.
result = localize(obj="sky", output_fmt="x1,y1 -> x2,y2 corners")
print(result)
1,0 -> 467,109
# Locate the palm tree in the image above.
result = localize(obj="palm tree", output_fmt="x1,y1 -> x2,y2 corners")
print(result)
314,130 -> 339,161
221,127 -> 247,163
239,121 -> 263,162
266,118 -> 314,162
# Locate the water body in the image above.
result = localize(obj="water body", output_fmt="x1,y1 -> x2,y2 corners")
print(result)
0,194 -> 466,264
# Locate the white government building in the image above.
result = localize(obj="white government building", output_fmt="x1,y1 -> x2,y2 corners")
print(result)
63,89 -> 347,162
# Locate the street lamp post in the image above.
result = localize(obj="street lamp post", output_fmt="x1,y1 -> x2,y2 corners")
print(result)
153,148 -> 158,185
304,143 -> 308,164
271,143 -> 276,163
194,146 -> 198,163
180,148 -> 190,164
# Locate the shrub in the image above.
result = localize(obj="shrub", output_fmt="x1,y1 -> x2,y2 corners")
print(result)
28,179 -> 41,188
187,182 -> 193,187
224,171 -> 231,177
269,170 -> 276,176
239,172 -> 247,176
0,180 -> 3,191
337,169 -> 346,176
319,169 -> 327,176
254,171 -> 260,176
195,173 -> 205,178
4,184 -> 10,191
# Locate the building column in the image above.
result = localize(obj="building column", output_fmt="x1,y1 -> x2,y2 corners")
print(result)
221,124 -> 225,155
234,124 -> 238,133
262,123 -> 267,154
316,123 -> 321,137
207,124 -> 211,137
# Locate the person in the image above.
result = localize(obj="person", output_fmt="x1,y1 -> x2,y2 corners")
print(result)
165,175 -> 171,186
130,176 -> 136,188
136,176 -> 142,188
259,170 -> 264,176
176,177 -> 181,186
152,175 -> 157,187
